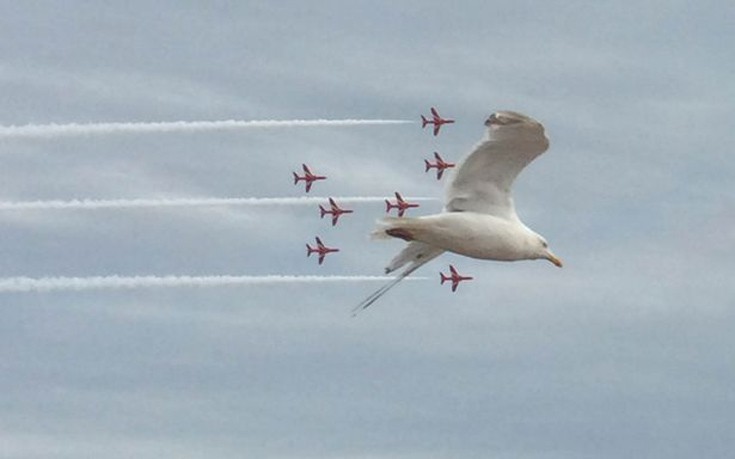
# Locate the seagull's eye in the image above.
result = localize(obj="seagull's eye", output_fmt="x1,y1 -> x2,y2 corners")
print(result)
541,240 -> 548,248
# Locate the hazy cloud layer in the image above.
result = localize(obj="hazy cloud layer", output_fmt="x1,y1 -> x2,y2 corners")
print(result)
1,1 -> 733,458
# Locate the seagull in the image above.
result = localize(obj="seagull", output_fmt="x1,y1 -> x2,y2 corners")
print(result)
354,110 -> 562,314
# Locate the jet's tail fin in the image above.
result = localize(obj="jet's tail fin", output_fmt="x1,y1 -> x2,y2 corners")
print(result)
293,172 -> 300,184
421,115 -> 428,128
424,159 -> 431,172
319,205 -> 327,219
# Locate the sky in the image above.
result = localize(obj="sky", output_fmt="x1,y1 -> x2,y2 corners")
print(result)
1,1 -> 733,458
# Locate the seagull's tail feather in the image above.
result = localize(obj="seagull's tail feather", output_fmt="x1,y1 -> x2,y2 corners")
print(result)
353,241 -> 443,316
370,216 -> 429,242
370,216 -> 402,240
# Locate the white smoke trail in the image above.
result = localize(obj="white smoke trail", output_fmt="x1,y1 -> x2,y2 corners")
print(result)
0,119 -> 412,140
0,274 -> 428,293
0,196 -> 436,211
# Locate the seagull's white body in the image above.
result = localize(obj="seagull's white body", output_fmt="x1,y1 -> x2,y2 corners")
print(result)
355,110 -> 562,313
378,212 -> 539,261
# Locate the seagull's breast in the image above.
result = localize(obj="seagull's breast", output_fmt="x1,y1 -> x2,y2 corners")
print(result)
412,212 -> 533,261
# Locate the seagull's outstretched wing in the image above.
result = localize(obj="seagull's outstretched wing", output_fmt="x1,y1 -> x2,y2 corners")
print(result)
353,241 -> 443,315
352,264 -> 417,316
444,111 -> 549,220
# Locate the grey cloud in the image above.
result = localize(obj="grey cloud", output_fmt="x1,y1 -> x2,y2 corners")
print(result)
1,1 -> 734,458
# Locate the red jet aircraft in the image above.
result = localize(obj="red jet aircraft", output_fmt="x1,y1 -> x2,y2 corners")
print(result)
440,265 -> 473,292
385,192 -> 419,217
319,198 -> 354,226
306,236 -> 339,265
421,107 -> 455,136
293,164 -> 326,193
424,151 -> 456,180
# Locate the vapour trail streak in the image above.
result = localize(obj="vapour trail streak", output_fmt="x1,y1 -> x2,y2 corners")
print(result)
0,275 -> 427,293
0,196 -> 436,211
0,119 -> 413,139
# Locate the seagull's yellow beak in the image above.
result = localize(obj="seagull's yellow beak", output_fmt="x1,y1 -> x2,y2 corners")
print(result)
546,251 -> 563,268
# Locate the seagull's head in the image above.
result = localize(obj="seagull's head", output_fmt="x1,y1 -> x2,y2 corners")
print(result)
534,235 -> 563,268
484,110 -> 547,143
